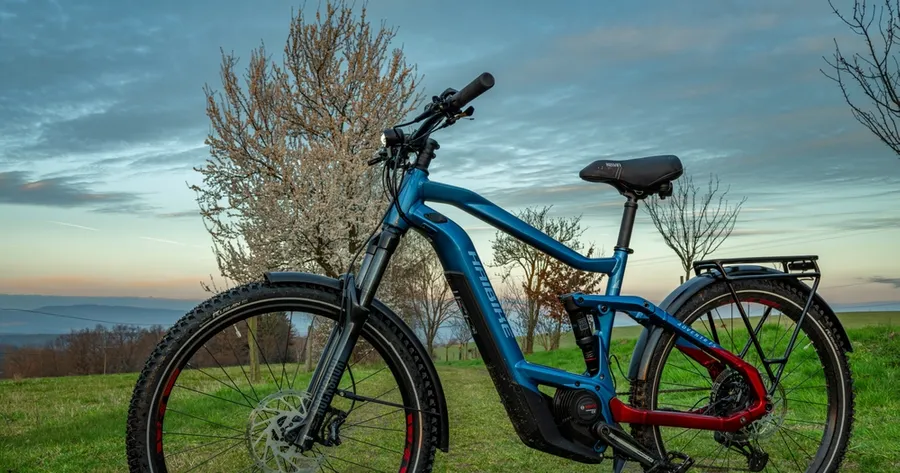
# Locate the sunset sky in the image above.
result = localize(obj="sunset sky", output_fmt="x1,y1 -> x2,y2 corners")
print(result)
0,0 -> 898,306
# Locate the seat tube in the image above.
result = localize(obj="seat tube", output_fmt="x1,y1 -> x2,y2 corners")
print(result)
608,195 -> 637,297
606,249 -> 629,297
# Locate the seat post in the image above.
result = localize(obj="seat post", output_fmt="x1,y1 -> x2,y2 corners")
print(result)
615,196 -> 638,251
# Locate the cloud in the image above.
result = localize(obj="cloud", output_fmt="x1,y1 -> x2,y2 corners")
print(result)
47,221 -> 99,232
140,236 -> 186,246
156,210 -> 199,219
868,276 -> 900,288
0,171 -> 147,212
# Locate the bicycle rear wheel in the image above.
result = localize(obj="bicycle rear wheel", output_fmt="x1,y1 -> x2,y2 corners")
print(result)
630,278 -> 854,472
125,281 -> 440,473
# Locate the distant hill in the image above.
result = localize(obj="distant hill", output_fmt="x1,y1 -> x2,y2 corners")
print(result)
0,304 -> 187,334
0,333 -> 60,348
0,294 -> 200,311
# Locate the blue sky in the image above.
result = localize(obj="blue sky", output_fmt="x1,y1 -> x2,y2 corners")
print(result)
0,0 -> 897,305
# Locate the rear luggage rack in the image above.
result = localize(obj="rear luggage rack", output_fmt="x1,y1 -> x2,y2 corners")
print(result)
693,255 -> 820,280
692,255 -> 821,394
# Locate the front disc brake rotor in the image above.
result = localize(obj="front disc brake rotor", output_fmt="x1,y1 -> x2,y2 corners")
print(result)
247,390 -> 323,473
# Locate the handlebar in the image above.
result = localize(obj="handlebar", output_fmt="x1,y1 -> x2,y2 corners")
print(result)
373,72 -> 495,166
447,72 -> 495,111
403,72 -> 495,146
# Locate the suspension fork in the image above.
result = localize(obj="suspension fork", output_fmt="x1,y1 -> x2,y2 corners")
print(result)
287,226 -> 402,449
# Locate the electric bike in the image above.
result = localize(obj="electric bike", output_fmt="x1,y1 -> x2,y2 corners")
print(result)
126,72 -> 854,472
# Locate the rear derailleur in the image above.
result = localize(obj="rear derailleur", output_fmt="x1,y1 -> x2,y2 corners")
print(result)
714,432 -> 769,472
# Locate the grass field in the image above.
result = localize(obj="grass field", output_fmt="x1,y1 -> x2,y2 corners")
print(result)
434,311 -> 900,362
0,313 -> 898,472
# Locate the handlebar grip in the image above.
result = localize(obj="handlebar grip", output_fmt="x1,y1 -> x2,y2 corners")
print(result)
447,72 -> 495,110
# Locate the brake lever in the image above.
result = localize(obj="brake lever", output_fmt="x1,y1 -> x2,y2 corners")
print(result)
457,106 -> 475,119
368,148 -> 389,166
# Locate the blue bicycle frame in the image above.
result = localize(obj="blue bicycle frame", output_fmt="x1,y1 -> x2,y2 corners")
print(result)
364,167 -> 769,462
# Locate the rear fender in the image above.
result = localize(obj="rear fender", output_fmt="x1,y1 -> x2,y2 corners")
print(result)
627,265 -> 852,382
264,271 -> 451,452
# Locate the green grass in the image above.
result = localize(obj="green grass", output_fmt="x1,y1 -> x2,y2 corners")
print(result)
1,315 -> 898,472
434,311 -> 900,362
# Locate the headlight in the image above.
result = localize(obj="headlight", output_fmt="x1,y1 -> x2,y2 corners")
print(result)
380,128 -> 404,147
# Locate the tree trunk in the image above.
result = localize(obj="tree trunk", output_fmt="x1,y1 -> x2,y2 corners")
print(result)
550,318 -> 562,350
247,317 -> 260,383
304,320 -> 315,372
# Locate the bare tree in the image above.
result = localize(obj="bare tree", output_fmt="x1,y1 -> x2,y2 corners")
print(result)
643,172 -> 746,281
527,245 -> 605,351
449,315 -> 473,361
823,0 -> 900,158
193,1 -> 422,376
492,206 -> 590,354
393,232 -> 457,358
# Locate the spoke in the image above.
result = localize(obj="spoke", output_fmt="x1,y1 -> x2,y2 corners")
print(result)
785,397 -> 828,407
670,427 -> 704,456
201,345 -> 258,405
341,434 -> 403,454
344,423 -> 403,433
182,439 -> 245,472
314,446 -> 340,472
714,307 -> 737,353
347,386 -> 399,414
770,319 -> 793,356
769,455 -> 785,473
780,427 -> 814,468
673,351 -> 712,384
322,453 -> 391,472
705,311 -> 721,346
658,402 -> 707,411
166,433 -> 245,457
341,366 -> 387,391
659,380 -> 713,391
777,430 -> 805,472
783,417 -> 825,426
280,311 -> 295,391
235,463 -> 264,473
247,317 -> 283,391
344,407 -> 403,427
740,306 -> 773,359
289,315 -> 312,391
781,425 -> 824,444
775,355 -> 811,388
187,360 -> 256,406
165,407 -> 245,434
174,383 -> 254,410
348,346 -> 376,369
691,441 -> 727,470
164,431 -> 244,440
225,333 -> 262,402
782,384 -> 827,393
781,370 -> 821,397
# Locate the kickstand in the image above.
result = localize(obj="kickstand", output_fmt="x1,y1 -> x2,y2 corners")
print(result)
613,456 -> 627,473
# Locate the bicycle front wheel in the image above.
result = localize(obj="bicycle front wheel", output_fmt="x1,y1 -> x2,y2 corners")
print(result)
125,281 -> 440,473
630,278 -> 854,472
